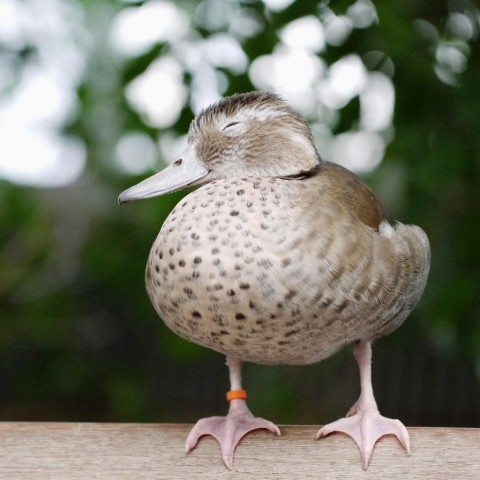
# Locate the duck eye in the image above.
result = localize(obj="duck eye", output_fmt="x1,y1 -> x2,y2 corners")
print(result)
222,121 -> 245,136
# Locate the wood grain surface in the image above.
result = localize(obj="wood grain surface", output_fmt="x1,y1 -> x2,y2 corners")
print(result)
0,423 -> 478,479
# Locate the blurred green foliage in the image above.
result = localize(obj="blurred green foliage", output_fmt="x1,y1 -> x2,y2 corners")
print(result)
0,0 -> 479,426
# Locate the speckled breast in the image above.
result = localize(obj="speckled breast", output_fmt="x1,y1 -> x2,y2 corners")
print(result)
145,177 -> 417,365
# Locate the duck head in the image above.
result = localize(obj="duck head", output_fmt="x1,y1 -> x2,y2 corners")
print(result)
118,91 -> 321,204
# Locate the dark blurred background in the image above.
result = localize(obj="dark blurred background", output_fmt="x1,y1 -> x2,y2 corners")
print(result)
0,0 -> 479,428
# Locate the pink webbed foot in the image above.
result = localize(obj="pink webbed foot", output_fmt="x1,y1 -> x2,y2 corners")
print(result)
316,405 -> 410,469
185,398 -> 280,469
316,340 -> 410,469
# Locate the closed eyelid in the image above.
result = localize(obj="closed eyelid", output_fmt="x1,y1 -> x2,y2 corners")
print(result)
223,121 -> 240,130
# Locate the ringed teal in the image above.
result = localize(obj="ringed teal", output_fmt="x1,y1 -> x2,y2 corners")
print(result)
119,91 -> 430,469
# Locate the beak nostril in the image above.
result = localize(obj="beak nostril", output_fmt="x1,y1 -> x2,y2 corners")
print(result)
173,159 -> 183,167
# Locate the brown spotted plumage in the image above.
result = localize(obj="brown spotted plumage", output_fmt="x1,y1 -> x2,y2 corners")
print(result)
119,91 -> 430,470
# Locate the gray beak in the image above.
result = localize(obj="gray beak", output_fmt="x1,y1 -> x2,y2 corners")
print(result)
118,147 -> 209,204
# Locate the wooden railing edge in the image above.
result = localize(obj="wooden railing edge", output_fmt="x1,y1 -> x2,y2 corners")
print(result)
0,422 -> 478,479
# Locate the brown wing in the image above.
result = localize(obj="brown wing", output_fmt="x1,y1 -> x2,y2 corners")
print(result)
316,162 -> 386,229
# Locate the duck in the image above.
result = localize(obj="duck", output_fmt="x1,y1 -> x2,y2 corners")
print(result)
118,91 -> 430,470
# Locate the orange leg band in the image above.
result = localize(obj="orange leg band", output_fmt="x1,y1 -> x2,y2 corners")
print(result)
226,389 -> 247,402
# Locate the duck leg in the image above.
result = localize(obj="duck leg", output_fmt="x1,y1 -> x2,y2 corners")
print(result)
185,356 -> 281,469
316,340 -> 410,469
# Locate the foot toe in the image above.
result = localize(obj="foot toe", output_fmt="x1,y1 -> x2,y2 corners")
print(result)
186,414 -> 280,468
317,411 -> 410,469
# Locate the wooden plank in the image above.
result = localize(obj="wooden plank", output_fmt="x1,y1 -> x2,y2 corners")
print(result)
0,423 -> 478,479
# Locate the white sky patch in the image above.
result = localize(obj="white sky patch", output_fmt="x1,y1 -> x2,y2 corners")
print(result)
3,65 -> 77,127
230,8 -> 264,39
281,16 -> 325,53
249,47 -> 325,115
0,126 -> 85,187
173,35 -> 247,114
262,0 -> 296,12
110,0 -> 189,56
125,56 -> 187,128
194,0 -> 236,31
329,131 -> 385,173
346,0 -> 378,29
324,14 -> 353,47
0,69 -> 85,186
114,132 -> 157,175
360,72 -> 395,131
317,54 -> 367,109
434,42 -> 469,86
330,54 -> 368,100
0,0 -> 25,49
189,65 -> 223,114
446,12 -> 475,40
177,35 -> 248,75
317,79 -> 346,110
203,34 -> 248,74
0,0 -> 87,187
436,44 -> 468,74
